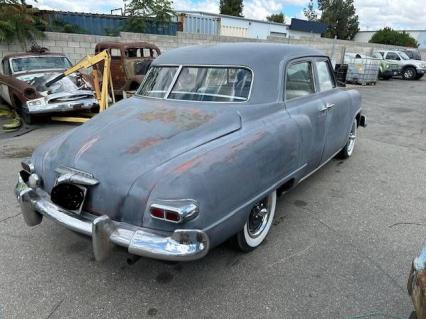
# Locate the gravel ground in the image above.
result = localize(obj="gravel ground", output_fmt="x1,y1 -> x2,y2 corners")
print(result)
0,78 -> 425,319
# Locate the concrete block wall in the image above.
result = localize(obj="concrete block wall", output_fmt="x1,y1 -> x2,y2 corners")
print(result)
0,31 -> 425,65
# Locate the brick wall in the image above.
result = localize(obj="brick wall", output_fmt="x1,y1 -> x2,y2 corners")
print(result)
1,31 -> 425,65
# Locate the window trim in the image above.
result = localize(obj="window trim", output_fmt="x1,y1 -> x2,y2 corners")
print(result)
313,58 -> 336,93
284,58 -> 317,102
137,64 -> 254,104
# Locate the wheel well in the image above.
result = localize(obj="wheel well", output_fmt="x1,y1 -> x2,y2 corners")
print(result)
277,178 -> 295,196
11,95 -> 22,108
402,65 -> 417,71
356,113 -> 361,127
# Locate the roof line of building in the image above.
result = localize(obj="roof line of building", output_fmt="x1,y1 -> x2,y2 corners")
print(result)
358,29 -> 426,33
175,10 -> 291,27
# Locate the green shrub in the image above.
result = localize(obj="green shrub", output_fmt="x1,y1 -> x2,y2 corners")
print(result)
369,27 -> 419,48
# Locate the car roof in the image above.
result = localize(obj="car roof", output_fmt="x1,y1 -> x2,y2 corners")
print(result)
154,42 -> 324,67
152,43 -> 326,104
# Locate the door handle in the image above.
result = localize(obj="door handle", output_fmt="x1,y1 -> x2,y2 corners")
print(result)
320,103 -> 335,112
319,105 -> 328,112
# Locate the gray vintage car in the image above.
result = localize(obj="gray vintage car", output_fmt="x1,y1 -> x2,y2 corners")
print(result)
15,43 -> 366,262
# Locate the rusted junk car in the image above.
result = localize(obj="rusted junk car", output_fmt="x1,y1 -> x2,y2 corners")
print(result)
0,47 -> 97,124
16,43 -> 366,262
94,42 -> 161,98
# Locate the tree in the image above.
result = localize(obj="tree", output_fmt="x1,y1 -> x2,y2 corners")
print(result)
0,0 -> 46,49
318,0 -> 359,40
266,12 -> 285,24
123,0 -> 175,33
369,27 -> 419,48
303,0 -> 318,21
219,0 -> 243,17
125,0 -> 175,21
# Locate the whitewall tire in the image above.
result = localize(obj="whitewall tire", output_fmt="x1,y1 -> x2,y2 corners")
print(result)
233,191 -> 277,252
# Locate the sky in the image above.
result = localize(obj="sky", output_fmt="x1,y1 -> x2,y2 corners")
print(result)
27,0 -> 426,31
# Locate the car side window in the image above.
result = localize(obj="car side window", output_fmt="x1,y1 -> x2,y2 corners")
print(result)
315,60 -> 335,92
386,52 -> 400,60
372,53 -> 383,59
285,61 -> 315,101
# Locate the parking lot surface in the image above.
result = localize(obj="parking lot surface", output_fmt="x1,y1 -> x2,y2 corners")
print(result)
0,78 -> 425,318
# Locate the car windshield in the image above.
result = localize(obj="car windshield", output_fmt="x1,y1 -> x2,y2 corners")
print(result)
399,52 -> 410,60
137,66 -> 253,102
10,56 -> 72,73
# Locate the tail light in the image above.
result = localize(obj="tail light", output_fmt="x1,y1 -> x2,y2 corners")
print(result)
150,200 -> 199,224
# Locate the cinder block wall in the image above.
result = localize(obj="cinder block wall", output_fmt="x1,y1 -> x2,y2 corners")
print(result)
0,31 -> 425,65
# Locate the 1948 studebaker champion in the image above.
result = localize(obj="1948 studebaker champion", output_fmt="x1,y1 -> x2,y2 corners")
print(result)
15,43 -> 366,262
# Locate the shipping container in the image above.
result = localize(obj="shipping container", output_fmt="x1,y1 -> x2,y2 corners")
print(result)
42,11 -> 177,36
178,14 -> 220,35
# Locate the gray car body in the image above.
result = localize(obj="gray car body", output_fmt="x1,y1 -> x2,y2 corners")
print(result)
30,43 -> 362,249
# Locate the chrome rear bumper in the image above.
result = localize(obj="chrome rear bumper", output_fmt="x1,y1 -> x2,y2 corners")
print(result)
15,173 -> 209,261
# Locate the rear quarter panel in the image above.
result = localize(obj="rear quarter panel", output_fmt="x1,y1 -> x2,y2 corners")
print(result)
128,103 -> 302,247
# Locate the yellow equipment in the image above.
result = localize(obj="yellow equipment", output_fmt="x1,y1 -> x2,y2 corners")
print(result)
46,50 -> 115,123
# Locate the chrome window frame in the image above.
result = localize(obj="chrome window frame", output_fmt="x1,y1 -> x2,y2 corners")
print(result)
313,58 -> 336,93
136,64 -> 254,104
284,59 -> 317,102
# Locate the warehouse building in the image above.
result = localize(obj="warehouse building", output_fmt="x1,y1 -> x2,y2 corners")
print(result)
176,11 -> 327,40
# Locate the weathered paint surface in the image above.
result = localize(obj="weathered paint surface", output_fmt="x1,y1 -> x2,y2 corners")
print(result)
30,43 -> 362,248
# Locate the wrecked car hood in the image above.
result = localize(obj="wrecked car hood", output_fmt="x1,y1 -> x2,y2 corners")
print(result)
17,71 -> 94,98
34,97 -> 241,219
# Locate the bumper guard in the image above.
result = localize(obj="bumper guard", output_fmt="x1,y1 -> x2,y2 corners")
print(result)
15,173 -> 209,262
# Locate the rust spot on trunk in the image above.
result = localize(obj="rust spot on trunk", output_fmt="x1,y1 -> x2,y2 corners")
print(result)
138,107 -> 214,130
126,136 -> 163,154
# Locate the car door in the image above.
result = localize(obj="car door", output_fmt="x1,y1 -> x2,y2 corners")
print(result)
314,58 -> 351,163
284,58 -> 327,173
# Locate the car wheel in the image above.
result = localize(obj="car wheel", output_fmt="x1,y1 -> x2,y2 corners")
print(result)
338,118 -> 357,159
233,191 -> 277,252
402,66 -> 417,80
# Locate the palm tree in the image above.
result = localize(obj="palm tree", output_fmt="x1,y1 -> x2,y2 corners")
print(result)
0,0 -> 46,49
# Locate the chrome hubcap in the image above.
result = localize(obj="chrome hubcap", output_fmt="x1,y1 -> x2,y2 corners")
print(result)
248,197 -> 271,238
405,69 -> 414,78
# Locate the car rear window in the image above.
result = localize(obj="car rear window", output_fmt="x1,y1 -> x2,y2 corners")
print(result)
138,66 -> 253,102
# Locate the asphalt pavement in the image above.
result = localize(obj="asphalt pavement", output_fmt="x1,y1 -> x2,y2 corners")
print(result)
0,78 -> 425,318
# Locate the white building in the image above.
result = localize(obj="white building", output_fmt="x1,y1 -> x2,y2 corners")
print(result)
177,11 -> 327,40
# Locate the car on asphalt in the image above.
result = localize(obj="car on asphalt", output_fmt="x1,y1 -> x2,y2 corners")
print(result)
0,47 -> 98,124
94,41 -> 161,99
15,43 -> 366,262
372,52 -> 400,80
377,50 -> 426,80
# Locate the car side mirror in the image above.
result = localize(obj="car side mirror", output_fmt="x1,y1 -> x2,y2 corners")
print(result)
396,57 -> 401,61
